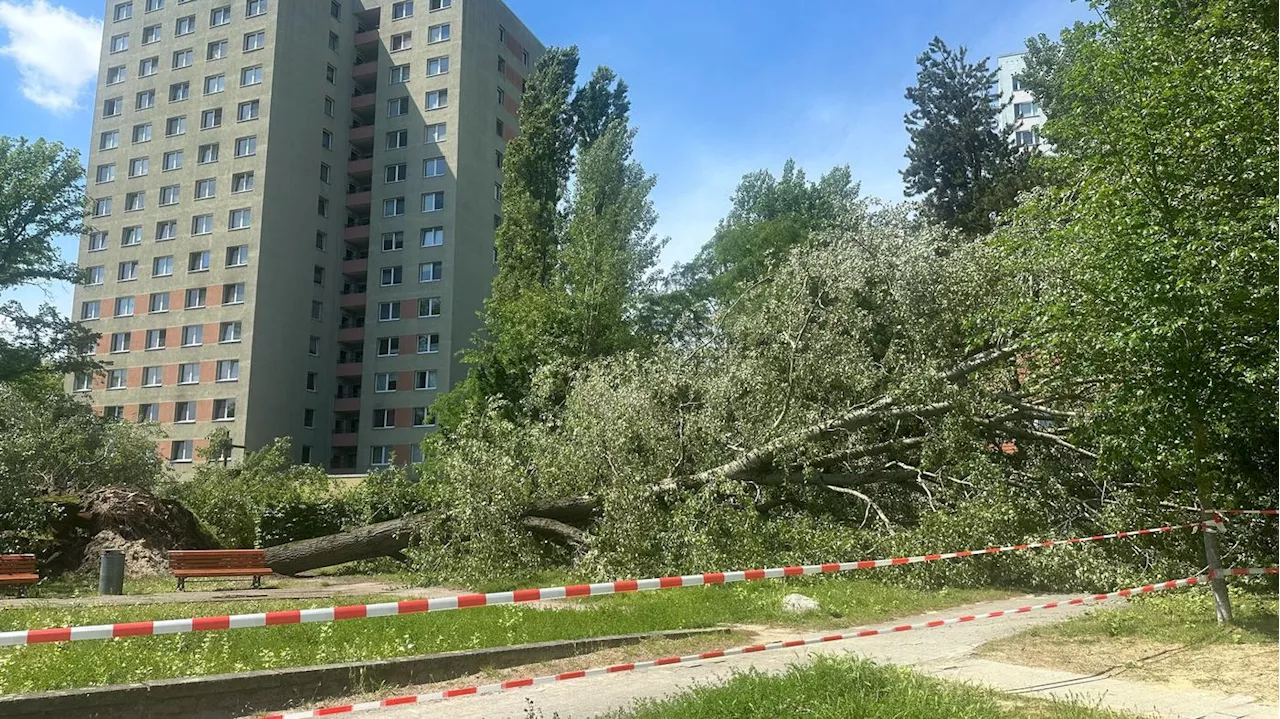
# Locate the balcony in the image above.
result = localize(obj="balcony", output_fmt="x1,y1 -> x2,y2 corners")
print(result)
343,224 -> 370,242
342,258 -> 368,275
337,327 -> 365,343
340,292 -> 367,308
331,432 -> 360,447
333,396 -> 361,412
352,61 -> 378,80
345,190 -> 372,209
349,125 -> 374,142
351,93 -> 376,110
348,158 -> 373,175
354,29 -> 379,47
335,362 -> 363,377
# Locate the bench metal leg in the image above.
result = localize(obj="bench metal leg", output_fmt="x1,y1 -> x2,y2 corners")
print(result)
251,575 -> 261,589
17,586 -> 27,599
177,577 -> 186,592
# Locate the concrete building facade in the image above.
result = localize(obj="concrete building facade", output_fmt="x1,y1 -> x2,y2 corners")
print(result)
71,0 -> 542,473
996,53 -> 1046,150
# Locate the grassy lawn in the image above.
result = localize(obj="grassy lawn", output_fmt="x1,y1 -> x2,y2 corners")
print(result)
978,586 -> 1279,702
604,655 -> 1142,719
0,577 -> 1009,693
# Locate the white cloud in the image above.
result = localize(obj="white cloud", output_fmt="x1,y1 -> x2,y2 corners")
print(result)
0,0 -> 100,113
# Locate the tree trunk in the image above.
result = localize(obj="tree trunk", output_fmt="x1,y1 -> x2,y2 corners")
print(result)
1194,423 -> 1232,623
263,514 -> 428,576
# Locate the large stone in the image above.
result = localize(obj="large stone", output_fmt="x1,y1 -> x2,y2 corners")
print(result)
781,593 -> 822,614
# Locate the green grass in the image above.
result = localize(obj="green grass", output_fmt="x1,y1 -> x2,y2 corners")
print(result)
604,655 -> 1141,719
987,586 -> 1278,648
0,577 -> 1008,693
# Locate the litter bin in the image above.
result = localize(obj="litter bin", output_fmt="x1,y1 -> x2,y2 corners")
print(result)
99,549 -> 125,595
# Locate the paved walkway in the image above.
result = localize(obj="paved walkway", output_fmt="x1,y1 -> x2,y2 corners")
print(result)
363,594 -> 1277,719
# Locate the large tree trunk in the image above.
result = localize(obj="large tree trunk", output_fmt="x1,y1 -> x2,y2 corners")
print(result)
264,514 -> 428,576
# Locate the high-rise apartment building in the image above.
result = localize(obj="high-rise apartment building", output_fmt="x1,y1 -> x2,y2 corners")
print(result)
70,0 -> 543,473
996,52 -> 1046,149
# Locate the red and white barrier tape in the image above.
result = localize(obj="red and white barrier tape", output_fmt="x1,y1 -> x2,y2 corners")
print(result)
1206,509 -> 1279,516
0,519 -> 1213,647
262,570 -> 1280,719
1210,567 -> 1278,578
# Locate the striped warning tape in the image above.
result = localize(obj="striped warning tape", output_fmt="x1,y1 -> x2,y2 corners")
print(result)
0,519 -> 1214,647
1210,567 -> 1278,578
1205,509 -> 1279,516
259,569 -> 1275,719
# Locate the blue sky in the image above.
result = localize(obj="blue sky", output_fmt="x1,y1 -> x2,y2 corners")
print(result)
0,0 -> 1089,315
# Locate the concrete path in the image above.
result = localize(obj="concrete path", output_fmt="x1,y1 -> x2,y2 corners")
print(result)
363,594 -> 1277,719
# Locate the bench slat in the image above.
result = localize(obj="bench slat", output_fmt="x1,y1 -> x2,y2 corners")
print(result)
172,568 -> 272,577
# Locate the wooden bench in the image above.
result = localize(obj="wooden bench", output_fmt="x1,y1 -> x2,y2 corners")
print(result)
0,554 -> 39,598
168,549 -> 273,591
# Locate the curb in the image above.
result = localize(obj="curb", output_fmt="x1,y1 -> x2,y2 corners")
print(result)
0,627 -> 730,719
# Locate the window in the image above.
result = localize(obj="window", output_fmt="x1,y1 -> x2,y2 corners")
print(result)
427,23 -> 449,43
114,2 -> 132,21
423,157 -> 446,177
417,333 -> 439,354
93,198 -> 112,217
208,39 -> 228,60
427,56 -> 449,76
110,33 -> 129,53
418,261 -> 442,282
392,0 -> 413,19
303,409 -> 315,428
373,408 -> 395,428
382,231 -> 404,251
383,198 -> 406,217
1014,101 -> 1040,119
103,97 -> 123,118
176,15 -> 195,35
413,407 -> 436,427
179,364 -> 200,386
241,65 -> 263,86
142,366 -> 163,387
496,118 -> 504,137
202,107 -> 223,129
122,226 -> 144,245
235,135 -> 256,156
421,226 -> 443,247
330,0 -> 340,18
166,116 -> 186,136
220,321 -> 242,343
326,64 -> 336,83
1012,76 -> 1026,92
496,149 -> 504,169
85,265 -> 104,285
146,0 -> 163,12
107,65 -> 126,85
425,122 -> 447,143
192,214 -> 213,235
377,301 -> 400,321
195,177 -> 216,199
114,296 -> 134,318
213,399 -> 236,420
310,300 -> 322,321
497,87 -> 504,105
374,372 -> 397,392
317,196 -> 329,217
152,255 -> 173,276
306,372 -> 317,391
231,171 -> 254,193
89,232 -> 109,251
425,89 -> 447,109
226,245 -> 248,266
328,31 -> 339,51
380,265 -> 403,286
189,249 -> 211,272
313,265 -> 324,285
390,32 -> 411,51
160,184 -> 180,205
429,0 -> 450,8
388,97 -> 409,117
133,123 -> 152,143
211,6 -> 231,25
315,231 -> 327,250
163,150 -> 184,171
385,163 -> 407,183
370,446 -> 392,466
181,324 -> 202,346
389,64 -> 410,84
204,74 -> 225,95
173,49 -> 193,68
125,191 -> 145,211
100,130 -> 120,150
103,405 -> 123,421
522,50 -> 529,66
222,282 -> 245,304
244,31 -> 265,52
414,369 -> 437,390
185,287 -> 207,308
96,164 -> 116,183
229,208 -> 252,229
170,82 -> 189,102
81,300 -> 101,320
308,335 -> 320,354
498,56 -> 505,74
323,96 -> 335,116
129,157 -> 149,177
139,404 -> 159,422
377,336 -> 400,356
494,182 -> 503,201
140,57 -> 159,77
321,129 -> 333,149
171,440 -> 194,462
73,373 -> 93,393
237,99 -> 259,121
1015,129 -> 1040,147
149,292 -> 169,313
246,0 -> 266,17
421,191 -> 444,212
386,130 -> 408,149
175,400 -> 197,422
128,89 -> 147,110
108,369 -> 127,389
319,163 -> 330,183
110,332 -> 131,353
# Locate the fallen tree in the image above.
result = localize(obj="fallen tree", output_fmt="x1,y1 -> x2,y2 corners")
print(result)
264,513 -> 427,576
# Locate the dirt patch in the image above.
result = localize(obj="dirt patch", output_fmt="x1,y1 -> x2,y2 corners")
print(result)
979,635 -> 1279,704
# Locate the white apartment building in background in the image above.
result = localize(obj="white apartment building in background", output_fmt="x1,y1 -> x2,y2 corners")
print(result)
996,52 -> 1046,149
